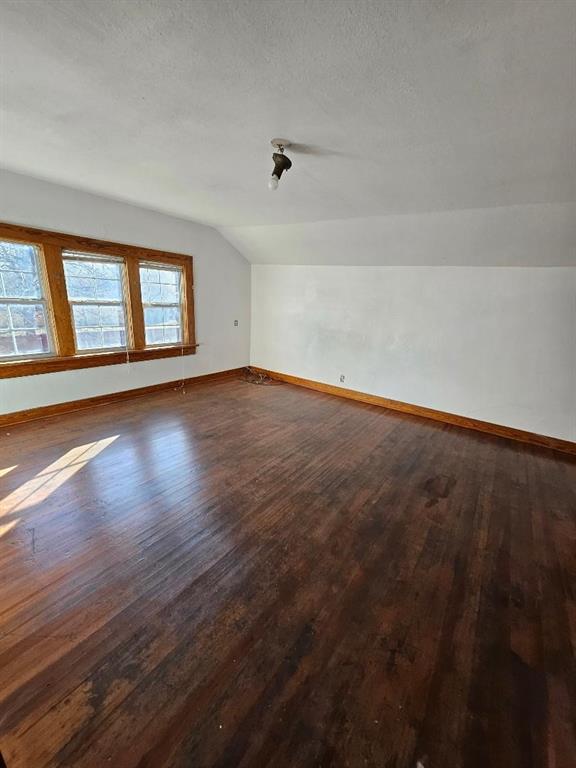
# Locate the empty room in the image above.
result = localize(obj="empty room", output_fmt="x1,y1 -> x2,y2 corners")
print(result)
0,1 -> 575,767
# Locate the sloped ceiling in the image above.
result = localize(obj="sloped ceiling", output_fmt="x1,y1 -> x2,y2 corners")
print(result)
1,0 -> 575,265
222,203 -> 576,267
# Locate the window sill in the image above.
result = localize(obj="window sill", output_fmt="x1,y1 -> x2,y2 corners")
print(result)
0,344 -> 197,379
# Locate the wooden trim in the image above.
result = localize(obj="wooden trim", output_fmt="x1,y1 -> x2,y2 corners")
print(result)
252,367 -> 576,457
40,244 -> 76,356
0,345 -> 198,379
182,258 -> 196,348
124,257 -> 146,350
0,222 -> 190,265
0,368 -> 244,428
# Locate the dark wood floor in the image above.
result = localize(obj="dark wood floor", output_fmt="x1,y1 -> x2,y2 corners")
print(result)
0,376 -> 574,768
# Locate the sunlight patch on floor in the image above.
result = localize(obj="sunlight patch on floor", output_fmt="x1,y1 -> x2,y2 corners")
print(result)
0,436 -> 119,525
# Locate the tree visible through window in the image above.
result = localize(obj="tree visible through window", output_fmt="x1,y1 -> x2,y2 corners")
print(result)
0,240 -> 52,358
139,264 -> 184,346
0,223 -> 195,376
63,252 -> 128,351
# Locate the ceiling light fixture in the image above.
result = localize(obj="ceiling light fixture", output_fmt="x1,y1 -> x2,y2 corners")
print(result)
268,139 -> 292,191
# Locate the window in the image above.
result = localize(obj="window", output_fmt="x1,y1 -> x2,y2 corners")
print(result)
0,222 -> 195,378
63,252 -> 128,351
140,264 -> 183,346
0,240 -> 52,358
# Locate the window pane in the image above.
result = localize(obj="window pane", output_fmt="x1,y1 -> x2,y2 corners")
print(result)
102,329 -> 125,347
64,256 -> 121,278
144,306 -> 181,327
0,241 -> 42,299
64,276 -> 97,301
0,241 -> 36,273
9,304 -> 47,332
72,304 -> 101,328
64,255 -> 128,352
99,304 -> 125,326
0,333 -> 14,357
0,302 -> 50,357
162,326 -> 180,344
0,304 -> 9,330
14,329 -> 50,355
72,303 -> 127,350
144,325 -> 181,346
96,278 -> 122,300
1,270 -> 41,298
76,329 -> 104,350
143,305 -> 182,346
141,281 -> 162,303
160,283 -> 180,302
140,264 -> 184,346
140,265 -> 181,304
64,258 -> 123,301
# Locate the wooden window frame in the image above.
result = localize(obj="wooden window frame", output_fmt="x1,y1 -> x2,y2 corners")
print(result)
62,250 -> 131,355
0,223 -> 196,379
0,241 -> 55,360
139,261 -> 187,348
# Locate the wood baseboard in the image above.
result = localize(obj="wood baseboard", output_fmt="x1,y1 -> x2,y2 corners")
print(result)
0,368 -> 244,428
4,365 -> 573,457
252,367 -> 576,457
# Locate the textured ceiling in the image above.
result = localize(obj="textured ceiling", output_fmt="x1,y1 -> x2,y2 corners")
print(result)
1,0 -> 575,236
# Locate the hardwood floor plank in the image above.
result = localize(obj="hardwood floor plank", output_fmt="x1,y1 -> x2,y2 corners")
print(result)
1,377 -> 574,767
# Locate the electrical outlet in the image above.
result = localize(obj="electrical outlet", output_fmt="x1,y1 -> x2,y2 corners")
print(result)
234,320 -> 238,326
339,374 -> 345,383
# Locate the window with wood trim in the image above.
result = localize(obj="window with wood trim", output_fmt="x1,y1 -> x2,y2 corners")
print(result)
140,263 -> 184,346
63,252 -> 129,352
0,223 -> 196,378
0,240 -> 53,359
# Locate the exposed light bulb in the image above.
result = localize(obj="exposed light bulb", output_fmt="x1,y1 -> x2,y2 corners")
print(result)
268,174 -> 279,191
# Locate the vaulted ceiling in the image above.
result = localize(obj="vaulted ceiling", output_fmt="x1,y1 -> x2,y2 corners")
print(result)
1,0 -> 575,264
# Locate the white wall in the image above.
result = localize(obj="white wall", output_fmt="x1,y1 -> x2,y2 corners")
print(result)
2,170 -> 574,442
0,170 -> 250,414
251,265 -> 576,441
